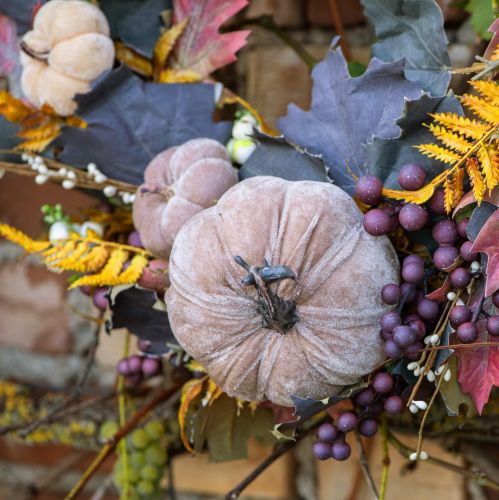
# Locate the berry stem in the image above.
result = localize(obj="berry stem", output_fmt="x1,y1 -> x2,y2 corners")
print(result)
379,416 -> 390,500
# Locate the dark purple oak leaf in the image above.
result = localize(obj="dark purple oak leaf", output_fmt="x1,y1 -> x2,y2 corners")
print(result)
278,39 -> 422,194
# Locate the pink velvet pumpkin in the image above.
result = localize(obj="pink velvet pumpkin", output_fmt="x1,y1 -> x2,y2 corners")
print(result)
133,138 -> 237,258
165,176 -> 399,406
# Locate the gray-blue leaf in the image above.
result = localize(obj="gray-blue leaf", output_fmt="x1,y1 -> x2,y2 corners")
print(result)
54,66 -> 232,185
362,0 -> 451,97
365,93 -> 463,188
278,40 -> 422,194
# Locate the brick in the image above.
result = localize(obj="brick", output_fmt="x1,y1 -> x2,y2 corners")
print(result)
246,0 -> 304,27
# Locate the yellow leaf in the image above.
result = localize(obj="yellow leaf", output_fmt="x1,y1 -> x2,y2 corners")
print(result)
470,81 -> 499,103
43,240 -> 76,264
0,91 -> 32,122
17,121 -> 61,140
114,253 -> 148,284
49,241 -> 90,270
466,157 -> 486,202
382,182 -> 436,204
443,175 -> 454,213
461,94 -> 499,125
0,223 -> 50,252
158,68 -> 201,83
202,379 -> 223,407
429,112 -> 489,140
416,143 -> 461,164
178,377 -> 207,453
153,17 -> 189,78
427,124 -> 473,153
115,41 -> 153,77
451,167 -> 465,207
477,145 -> 498,191
69,248 -> 129,289
17,133 -> 61,153
77,245 -> 110,272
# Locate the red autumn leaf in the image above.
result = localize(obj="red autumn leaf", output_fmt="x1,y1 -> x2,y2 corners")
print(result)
426,276 -> 451,302
452,186 -> 499,217
0,15 -> 18,77
455,320 -> 499,414
471,210 -> 499,297
484,18 -> 499,60
171,0 -> 250,78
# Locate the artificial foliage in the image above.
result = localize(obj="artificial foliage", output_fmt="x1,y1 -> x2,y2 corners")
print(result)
0,0 -> 498,499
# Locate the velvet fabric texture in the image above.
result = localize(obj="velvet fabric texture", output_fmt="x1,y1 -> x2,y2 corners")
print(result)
133,138 -> 238,258
166,177 -> 399,406
21,0 -> 114,116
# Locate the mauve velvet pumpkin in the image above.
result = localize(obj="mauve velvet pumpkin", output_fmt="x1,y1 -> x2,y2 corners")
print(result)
165,176 -> 399,406
133,138 -> 238,258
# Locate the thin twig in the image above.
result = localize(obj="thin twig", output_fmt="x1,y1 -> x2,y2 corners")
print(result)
386,430 -> 499,491
354,431 -> 378,500
327,0 -> 352,61
224,418 -> 327,499
379,417 -> 390,500
65,385 -> 182,500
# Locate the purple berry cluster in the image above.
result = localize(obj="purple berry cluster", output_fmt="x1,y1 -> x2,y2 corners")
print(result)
313,373 -> 405,462
117,354 -> 162,386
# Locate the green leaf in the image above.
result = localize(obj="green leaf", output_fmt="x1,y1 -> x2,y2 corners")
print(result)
465,0 -> 495,40
347,60 -> 367,77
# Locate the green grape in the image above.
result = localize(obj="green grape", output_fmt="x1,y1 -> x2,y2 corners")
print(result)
131,428 -> 150,449
140,464 -> 159,481
144,420 -> 164,440
137,480 -> 155,496
145,444 -> 167,466
99,420 -> 118,442
130,451 -> 146,468
128,467 -> 140,484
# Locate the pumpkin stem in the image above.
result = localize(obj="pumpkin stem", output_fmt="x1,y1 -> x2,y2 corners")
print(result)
234,256 -> 298,334
139,183 -> 174,200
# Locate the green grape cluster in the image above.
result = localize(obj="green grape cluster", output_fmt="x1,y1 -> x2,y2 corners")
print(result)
99,420 -> 168,499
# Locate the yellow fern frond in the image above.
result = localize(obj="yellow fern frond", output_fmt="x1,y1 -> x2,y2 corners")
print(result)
381,182 -> 436,204
69,248 -> 129,289
158,68 -> 201,83
443,175 -> 454,213
17,122 -> 61,140
50,242 -> 90,270
466,158 -> 486,202
76,245 -> 110,272
17,135 -> 60,153
153,17 -> 189,75
113,253 -> 148,284
470,80 -> 499,103
429,112 -> 489,140
43,241 -> 76,264
451,168 -> 465,207
416,144 -> 461,164
461,94 -> 499,125
477,145 -> 495,191
0,223 -> 50,252
427,124 -> 473,153
115,41 -> 153,77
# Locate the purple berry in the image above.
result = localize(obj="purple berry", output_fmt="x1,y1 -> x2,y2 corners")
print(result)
142,357 -> 161,377
381,311 -> 402,333
331,441 -> 351,461
117,358 -> 130,376
399,204 -> 428,231
403,254 -> 425,267
381,284 -> 401,305
400,282 -> 417,303
127,230 -> 144,248
432,220 -> 459,245
317,423 -> 337,443
460,241 -> 479,262
427,188 -> 446,215
450,267 -> 472,288
383,206 -> 401,232
404,341 -> 423,361
124,373 -> 142,387
384,339 -> 402,358
457,322 -> 478,343
457,218 -> 469,238
355,175 -> 383,206
402,262 -> 425,283
92,287 -> 109,311
417,298 -> 440,321
138,339 -> 152,353
313,441 -> 332,460
380,330 -> 393,341
493,290 -> 499,308
373,372 -> 394,394
354,387 -> 376,407
398,164 -> 426,191
433,246 -> 459,270
393,325 -> 417,347
128,355 -> 142,374
359,419 -> 378,437
337,412 -> 358,433
363,209 -> 392,236
368,400 -> 385,417
449,305 -> 472,328
406,317 -> 426,339
384,395 -> 404,415
487,316 -> 499,336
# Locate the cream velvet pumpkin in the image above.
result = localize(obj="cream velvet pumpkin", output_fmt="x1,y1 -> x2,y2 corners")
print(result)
133,138 -> 238,259
20,0 -> 115,116
165,176 -> 399,406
